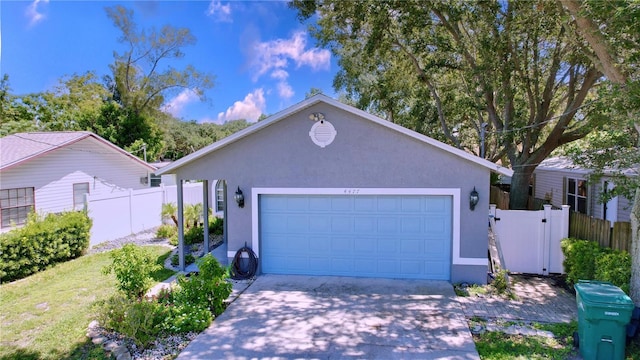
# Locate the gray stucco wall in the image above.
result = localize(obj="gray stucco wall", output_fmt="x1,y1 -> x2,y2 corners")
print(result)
175,102 -> 490,283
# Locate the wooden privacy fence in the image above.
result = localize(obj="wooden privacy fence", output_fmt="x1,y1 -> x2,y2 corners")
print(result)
490,186 -> 542,210
569,211 -> 632,252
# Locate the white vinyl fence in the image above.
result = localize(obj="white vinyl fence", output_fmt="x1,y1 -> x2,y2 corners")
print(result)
489,204 -> 570,275
86,182 -> 203,246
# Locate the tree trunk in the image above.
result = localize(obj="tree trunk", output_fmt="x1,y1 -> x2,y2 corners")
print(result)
509,167 -> 533,210
631,188 -> 640,306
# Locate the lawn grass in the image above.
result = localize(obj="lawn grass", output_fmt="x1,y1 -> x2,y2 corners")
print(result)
474,320 -> 640,359
474,322 -> 577,360
0,246 -> 175,360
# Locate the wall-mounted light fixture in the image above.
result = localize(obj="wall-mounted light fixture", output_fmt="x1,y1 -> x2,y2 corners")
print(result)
234,186 -> 245,208
469,187 -> 479,211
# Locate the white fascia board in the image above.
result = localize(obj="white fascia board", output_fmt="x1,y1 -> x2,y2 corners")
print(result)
248,187 -> 487,267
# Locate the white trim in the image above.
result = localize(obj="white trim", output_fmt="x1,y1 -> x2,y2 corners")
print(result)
250,187 -> 487,268
156,95 -> 512,177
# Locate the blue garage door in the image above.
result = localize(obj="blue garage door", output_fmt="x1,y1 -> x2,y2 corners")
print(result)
260,194 -> 452,280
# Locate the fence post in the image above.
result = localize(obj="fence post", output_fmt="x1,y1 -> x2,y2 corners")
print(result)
128,189 -> 134,235
541,204 -> 552,275
489,204 -> 497,219
561,205 -> 570,239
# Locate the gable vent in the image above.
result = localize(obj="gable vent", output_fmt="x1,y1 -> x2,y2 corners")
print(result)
309,120 -> 337,148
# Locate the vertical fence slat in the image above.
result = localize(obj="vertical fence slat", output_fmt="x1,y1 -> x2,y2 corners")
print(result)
569,211 -> 631,252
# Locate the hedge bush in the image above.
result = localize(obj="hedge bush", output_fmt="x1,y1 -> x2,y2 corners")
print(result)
0,211 -> 91,282
561,238 -> 631,294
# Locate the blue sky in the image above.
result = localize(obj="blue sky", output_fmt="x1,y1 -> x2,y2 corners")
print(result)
1,1 -> 338,123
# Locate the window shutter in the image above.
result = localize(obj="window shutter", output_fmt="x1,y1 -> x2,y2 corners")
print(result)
562,176 -> 567,205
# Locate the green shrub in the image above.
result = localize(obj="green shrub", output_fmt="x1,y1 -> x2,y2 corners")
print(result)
170,253 -> 195,267
184,225 -> 204,245
102,244 -> 161,298
561,238 -> 602,285
561,237 -> 631,294
595,251 -> 631,294
174,254 -> 232,316
156,224 -> 177,239
163,302 -> 212,333
491,269 -> 510,295
94,294 -> 166,348
209,217 -> 224,235
0,211 -> 91,282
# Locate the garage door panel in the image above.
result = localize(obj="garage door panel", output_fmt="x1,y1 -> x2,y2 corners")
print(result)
401,217 -> 422,233
331,217 -> 352,233
401,197 -> 422,212
354,217 -> 376,233
309,196 -> 332,211
260,194 -> 451,280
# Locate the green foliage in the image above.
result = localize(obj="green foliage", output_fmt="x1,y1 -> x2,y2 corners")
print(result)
182,225 -> 202,245
209,216 -> 224,235
171,253 -> 195,267
561,238 -> 631,293
0,211 -> 91,282
156,224 -> 177,239
561,238 -> 602,285
174,254 -> 232,316
595,251 -> 632,294
102,244 -> 161,298
94,294 -> 166,348
163,302 -> 212,333
491,269 -> 510,295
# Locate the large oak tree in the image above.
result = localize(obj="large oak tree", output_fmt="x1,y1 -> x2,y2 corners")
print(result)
292,0 -> 606,210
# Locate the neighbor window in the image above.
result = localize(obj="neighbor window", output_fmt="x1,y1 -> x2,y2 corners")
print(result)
73,183 -> 90,211
149,173 -> 162,187
0,187 -> 35,228
566,178 -> 588,214
215,180 -> 225,212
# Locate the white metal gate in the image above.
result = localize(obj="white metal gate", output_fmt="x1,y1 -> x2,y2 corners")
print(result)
490,204 -> 570,275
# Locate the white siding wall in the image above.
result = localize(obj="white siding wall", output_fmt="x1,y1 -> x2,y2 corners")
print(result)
0,137 -> 150,215
534,168 -> 632,222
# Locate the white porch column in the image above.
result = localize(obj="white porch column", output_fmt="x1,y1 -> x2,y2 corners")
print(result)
202,179 -> 210,253
177,179 -> 185,271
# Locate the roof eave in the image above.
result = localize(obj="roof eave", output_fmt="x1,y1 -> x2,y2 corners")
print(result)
157,94 -> 514,178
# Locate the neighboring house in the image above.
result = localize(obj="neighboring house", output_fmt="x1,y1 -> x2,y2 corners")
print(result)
533,156 -> 634,223
157,95 -> 512,284
0,131 -> 156,231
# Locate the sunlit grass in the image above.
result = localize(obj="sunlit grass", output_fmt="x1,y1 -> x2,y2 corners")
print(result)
0,246 -> 174,360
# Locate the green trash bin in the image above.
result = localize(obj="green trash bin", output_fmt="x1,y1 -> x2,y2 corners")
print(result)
574,280 -> 634,360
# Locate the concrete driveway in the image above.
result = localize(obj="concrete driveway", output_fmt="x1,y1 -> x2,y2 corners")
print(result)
177,275 -> 479,360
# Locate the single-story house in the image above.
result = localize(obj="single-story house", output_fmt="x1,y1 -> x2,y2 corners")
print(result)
0,131 -> 156,231
533,156 -> 634,223
157,95 -> 513,284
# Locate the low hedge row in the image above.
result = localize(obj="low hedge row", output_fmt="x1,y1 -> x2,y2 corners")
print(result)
561,237 -> 631,294
0,211 -> 92,283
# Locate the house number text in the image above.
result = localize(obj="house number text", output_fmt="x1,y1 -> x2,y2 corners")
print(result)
343,188 -> 361,194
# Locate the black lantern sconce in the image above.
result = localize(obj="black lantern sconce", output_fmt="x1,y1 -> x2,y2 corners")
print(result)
469,187 -> 479,211
234,186 -> 245,208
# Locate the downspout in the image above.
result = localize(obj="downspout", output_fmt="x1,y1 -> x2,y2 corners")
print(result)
177,179 -> 185,271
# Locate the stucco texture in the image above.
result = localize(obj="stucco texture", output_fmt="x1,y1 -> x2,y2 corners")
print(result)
174,102 -> 491,283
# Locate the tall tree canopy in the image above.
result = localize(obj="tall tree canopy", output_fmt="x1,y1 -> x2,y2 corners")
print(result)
105,5 -> 214,116
558,0 -> 639,305
292,0 -> 606,209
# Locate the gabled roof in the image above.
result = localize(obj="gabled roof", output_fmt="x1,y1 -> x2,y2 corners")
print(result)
157,95 -> 513,177
0,131 -> 156,171
537,156 -> 637,177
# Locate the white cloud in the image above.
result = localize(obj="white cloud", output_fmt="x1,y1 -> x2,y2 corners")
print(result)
216,89 -> 266,123
26,0 -> 49,27
276,82 -> 294,99
206,1 -> 232,23
251,31 -> 330,81
248,32 -> 329,101
161,89 -> 199,117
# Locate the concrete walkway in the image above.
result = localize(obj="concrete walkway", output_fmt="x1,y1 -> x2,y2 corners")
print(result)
177,275 -> 480,360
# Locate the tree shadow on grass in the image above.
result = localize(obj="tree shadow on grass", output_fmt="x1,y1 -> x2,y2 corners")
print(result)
0,339 -> 109,360
150,249 -> 176,282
